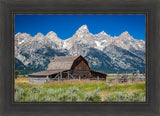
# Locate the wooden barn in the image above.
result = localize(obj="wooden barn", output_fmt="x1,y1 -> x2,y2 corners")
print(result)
28,55 -> 106,84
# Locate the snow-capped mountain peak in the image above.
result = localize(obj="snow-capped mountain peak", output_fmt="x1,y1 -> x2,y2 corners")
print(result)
79,24 -> 88,30
34,32 -> 44,38
15,25 -> 145,73
15,32 -> 22,36
15,32 -> 31,38
75,25 -> 89,35
98,31 -> 108,36
45,31 -> 57,38
119,31 -> 131,38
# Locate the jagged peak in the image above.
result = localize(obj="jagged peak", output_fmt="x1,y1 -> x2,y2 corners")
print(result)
37,32 -> 43,35
15,32 -> 22,36
76,25 -> 89,33
15,32 -> 31,38
98,31 -> 108,35
79,24 -> 88,29
120,31 -> 130,36
34,32 -> 44,38
46,31 -> 57,36
45,31 -> 61,41
118,31 -> 134,41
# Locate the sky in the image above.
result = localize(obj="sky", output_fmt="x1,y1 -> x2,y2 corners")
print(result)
15,14 -> 145,40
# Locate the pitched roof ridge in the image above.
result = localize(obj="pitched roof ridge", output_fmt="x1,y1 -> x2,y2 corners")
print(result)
54,55 -> 80,58
47,55 -> 83,70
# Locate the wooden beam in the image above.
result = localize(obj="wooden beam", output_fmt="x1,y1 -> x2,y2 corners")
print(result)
97,76 -> 99,80
60,72 -> 62,80
54,73 -> 59,79
58,73 -> 60,81
69,73 -> 75,79
67,71 -> 69,80
46,75 -> 49,82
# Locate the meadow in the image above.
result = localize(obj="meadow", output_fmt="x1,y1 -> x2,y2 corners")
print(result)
14,77 -> 146,102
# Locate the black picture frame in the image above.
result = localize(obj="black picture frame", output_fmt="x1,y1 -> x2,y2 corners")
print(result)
0,0 -> 160,116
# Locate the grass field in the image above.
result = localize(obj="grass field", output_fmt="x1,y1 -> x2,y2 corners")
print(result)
15,78 -> 146,102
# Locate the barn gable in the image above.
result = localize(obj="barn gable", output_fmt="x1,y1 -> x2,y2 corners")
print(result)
71,56 -> 90,70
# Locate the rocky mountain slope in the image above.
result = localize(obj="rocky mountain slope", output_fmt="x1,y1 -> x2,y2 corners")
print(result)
15,25 -> 145,74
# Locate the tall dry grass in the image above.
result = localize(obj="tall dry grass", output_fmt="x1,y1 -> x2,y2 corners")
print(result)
15,78 -> 145,102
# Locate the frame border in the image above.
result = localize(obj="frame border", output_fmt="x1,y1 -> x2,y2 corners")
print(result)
12,12 -> 149,105
0,0 -> 160,116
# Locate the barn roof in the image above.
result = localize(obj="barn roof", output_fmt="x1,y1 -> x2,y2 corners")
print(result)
47,55 -> 81,70
28,69 -> 68,76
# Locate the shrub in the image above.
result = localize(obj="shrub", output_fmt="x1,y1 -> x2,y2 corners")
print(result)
14,85 -> 24,102
14,85 -> 101,102
14,83 -> 145,102
84,87 -> 101,102
104,91 -> 145,102
15,70 -> 19,79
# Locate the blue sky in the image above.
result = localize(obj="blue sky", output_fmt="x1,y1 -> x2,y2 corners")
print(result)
15,14 -> 145,40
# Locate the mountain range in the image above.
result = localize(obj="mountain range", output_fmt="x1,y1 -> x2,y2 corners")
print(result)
15,25 -> 145,74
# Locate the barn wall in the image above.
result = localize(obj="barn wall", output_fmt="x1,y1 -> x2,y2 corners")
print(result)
72,60 -> 91,79
91,71 -> 106,80
73,60 -> 90,70
71,70 -> 91,79
28,76 -> 48,84
71,60 -> 91,79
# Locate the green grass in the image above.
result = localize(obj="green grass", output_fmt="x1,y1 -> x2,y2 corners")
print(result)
14,79 -> 146,102
101,83 -> 145,92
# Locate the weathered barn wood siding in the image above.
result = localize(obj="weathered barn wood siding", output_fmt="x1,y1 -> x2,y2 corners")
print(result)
71,57 -> 91,79
28,76 -> 47,84
71,56 -> 90,70
90,71 -> 106,80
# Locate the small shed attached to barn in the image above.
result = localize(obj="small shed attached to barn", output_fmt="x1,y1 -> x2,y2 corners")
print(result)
28,55 -> 106,84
